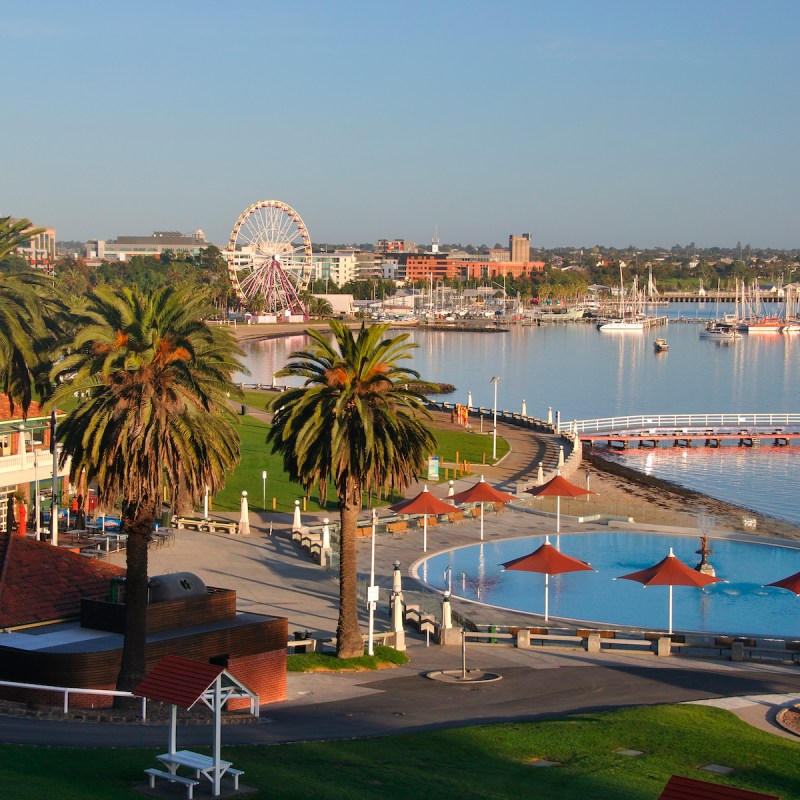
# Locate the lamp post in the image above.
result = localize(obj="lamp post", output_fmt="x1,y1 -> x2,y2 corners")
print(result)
367,508 -> 377,656
261,470 -> 267,510
490,376 -> 500,460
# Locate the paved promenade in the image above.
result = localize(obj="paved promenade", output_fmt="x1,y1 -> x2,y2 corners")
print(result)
3,416 -> 800,748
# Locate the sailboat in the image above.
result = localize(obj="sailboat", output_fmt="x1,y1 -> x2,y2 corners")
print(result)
599,267 -> 646,331
700,280 -> 740,342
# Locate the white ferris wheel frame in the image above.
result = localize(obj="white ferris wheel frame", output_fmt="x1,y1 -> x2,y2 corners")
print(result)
226,200 -> 312,316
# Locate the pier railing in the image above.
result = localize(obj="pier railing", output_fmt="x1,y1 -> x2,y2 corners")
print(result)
562,413 -> 800,434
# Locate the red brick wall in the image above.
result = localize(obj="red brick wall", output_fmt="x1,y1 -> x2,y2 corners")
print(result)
226,649 -> 286,710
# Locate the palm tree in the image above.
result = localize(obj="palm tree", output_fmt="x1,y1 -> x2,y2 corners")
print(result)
0,271 -> 61,418
268,321 -> 436,658
0,216 -> 44,261
49,285 -> 244,691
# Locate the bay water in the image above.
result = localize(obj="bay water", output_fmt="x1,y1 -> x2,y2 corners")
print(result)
236,303 -> 800,525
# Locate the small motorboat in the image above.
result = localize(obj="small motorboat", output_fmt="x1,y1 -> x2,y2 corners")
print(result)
653,338 -> 669,352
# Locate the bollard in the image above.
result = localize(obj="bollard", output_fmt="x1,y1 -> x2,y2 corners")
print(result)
272,497 -> 276,511
302,497 -> 307,512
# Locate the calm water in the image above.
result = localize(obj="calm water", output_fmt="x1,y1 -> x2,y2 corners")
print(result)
235,302 -> 800,524
421,532 -> 800,637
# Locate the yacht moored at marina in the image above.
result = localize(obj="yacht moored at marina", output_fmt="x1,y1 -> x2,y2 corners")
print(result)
699,321 -> 740,341
653,338 -> 669,352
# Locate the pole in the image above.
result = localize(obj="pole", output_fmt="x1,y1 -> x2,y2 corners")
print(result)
50,410 -> 58,547
368,509 -> 376,656
262,470 -> 267,510
204,486 -> 209,519
490,376 -> 499,460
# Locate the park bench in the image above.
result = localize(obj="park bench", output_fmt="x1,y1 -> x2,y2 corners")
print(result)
446,510 -> 464,524
174,517 -> 208,532
387,521 -> 408,535
144,768 -> 199,799
205,520 -> 238,534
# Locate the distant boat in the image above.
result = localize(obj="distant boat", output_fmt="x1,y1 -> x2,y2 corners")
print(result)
744,317 -> 783,333
700,321 -> 740,342
653,338 -> 669,352
533,306 -> 585,322
599,318 -> 646,331
598,267 -> 650,332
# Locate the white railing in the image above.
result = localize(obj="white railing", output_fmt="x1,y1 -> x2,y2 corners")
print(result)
0,679 -> 147,718
0,445 -> 62,477
561,413 -> 800,434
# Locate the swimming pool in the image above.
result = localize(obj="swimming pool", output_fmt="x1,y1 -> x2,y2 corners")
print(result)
418,532 -> 800,638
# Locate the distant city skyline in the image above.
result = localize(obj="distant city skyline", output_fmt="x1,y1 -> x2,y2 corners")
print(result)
4,1 -> 799,249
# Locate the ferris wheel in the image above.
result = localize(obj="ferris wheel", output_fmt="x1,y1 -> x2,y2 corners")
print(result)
226,200 -> 312,317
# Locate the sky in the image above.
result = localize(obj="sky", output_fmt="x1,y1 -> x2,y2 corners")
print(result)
3,1 -> 799,249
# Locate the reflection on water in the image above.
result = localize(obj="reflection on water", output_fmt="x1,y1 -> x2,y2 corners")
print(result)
236,303 -> 800,524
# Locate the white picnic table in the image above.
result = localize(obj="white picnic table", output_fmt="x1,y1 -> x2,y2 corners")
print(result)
156,748 -> 234,784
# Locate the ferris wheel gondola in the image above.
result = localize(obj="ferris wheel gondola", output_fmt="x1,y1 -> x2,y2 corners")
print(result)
226,200 -> 312,317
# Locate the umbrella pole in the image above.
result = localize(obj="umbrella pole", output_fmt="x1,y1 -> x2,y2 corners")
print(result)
556,496 -> 561,550
423,515 -> 428,553
480,502 -> 484,541
668,585 -> 673,635
544,573 -> 549,621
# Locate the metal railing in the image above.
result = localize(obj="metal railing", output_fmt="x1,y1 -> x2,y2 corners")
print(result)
0,679 -> 147,718
562,412 -> 800,434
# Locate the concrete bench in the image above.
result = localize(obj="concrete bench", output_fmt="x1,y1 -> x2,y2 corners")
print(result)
287,638 -> 317,653
206,520 -> 237,535
144,768 -> 199,799
175,517 -> 209,532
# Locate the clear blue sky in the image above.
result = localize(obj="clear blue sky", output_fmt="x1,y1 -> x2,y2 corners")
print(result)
3,1 -> 799,249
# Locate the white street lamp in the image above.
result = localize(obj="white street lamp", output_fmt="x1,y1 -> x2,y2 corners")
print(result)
490,376 -> 500,460
367,508 -> 378,656
261,470 -> 267,510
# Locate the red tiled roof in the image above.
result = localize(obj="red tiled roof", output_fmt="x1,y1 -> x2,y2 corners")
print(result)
0,396 -> 42,421
659,775 -> 780,799
0,529 -> 125,628
133,654 -> 225,709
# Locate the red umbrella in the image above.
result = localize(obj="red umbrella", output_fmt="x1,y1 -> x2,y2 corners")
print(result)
501,536 -> 593,621
766,571 -> 800,595
450,475 -> 515,541
617,547 -> 723,634
389,486 -> 454,552
525,472 -> 594,541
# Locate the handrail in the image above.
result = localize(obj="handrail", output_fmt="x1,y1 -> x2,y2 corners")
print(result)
0,679 -> 147,718
561,412 -> 800,434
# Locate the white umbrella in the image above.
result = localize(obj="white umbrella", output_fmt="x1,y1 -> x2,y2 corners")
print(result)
239,491 -> 250,536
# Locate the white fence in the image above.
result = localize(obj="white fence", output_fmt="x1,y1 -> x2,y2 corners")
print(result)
562,412 -> 800,434
0,679 -> 146,718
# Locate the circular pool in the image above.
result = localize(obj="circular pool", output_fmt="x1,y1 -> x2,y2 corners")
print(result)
418,532 -> 800,638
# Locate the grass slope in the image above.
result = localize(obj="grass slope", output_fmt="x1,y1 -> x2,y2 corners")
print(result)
1,706 -> 797,799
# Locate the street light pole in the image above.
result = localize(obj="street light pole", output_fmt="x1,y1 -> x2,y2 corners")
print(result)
367,508 -> 377,656
490,376 -> 500,460
262,470 -> 267,510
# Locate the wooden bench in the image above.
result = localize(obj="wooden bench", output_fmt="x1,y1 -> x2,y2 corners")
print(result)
446,510 -> 464,524
387,521 -> 408,535
144,768 -> 199,799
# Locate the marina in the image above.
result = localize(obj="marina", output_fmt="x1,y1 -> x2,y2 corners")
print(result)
236,300 -> 800,525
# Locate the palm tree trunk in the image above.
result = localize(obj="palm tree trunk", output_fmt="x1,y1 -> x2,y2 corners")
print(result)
336,498 -> 363,658
115,521 -> 150,696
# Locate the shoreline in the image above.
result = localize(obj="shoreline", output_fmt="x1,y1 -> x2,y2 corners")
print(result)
224,320 -> 800,544
582,448 -> 800,542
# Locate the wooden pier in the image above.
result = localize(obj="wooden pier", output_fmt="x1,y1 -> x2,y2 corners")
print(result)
581,428 -> 800,450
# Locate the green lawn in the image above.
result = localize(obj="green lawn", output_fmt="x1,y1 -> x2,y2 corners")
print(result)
209,392 -> 509,513
1,705 -> 797,799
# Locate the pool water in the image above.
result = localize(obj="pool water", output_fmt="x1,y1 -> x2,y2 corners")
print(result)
420,532 -> 800,638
